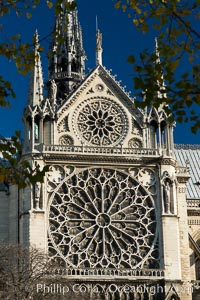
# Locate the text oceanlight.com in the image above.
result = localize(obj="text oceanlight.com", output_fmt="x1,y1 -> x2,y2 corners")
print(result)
36,283 -> 197,295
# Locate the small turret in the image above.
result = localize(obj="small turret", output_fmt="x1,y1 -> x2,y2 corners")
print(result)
144,38 -> 175,157
27,30 -> 44,106
155,37 -> 167,110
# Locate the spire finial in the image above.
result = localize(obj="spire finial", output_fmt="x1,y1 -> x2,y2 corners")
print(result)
155,37 -> 161,64
34,29 -> 39,43
28,30 -> 44,105
154,37 -> 167,107
96,16 -> 103,66
96,15 -> 98,32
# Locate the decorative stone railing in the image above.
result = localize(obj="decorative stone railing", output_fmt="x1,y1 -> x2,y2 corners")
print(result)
35,144 -> 159,157
53,71 -> 83,80
53,268 -> 165,278
187,200 -> 200,208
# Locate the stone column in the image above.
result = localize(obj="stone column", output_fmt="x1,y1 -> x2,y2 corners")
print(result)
31,116 -> 35,151
176,172 -> 192,300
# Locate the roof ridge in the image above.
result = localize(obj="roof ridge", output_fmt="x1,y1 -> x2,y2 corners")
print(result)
175,144 -> 200,150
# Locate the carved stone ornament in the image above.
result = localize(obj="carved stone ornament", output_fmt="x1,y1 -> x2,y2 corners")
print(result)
128,138 -> 143,148
176,176 -> 189,184
161,171 -> 175,214
129,167 -> 157,196
34,182 -> 41,210
95,84 -> 104,92
132,118 -> 143,136
163,180 -> 171,214
86,88 -> 94,95
57,115 -> 69,133
47,165 -> 74,193
161,158 -> 176,167
72,98 -> 128,146
59,135 -> 74,146
138,168 -> 156,186
49,79 -> 57,102
48,168 -> 160,269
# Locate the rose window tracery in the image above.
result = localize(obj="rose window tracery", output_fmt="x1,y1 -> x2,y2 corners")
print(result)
48,168 -> 159,269
72,99 -> 128,146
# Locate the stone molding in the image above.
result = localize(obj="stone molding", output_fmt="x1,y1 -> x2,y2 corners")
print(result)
175,144 -> 200,150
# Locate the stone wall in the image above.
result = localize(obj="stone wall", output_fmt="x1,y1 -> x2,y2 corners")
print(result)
0,190 -> 9,242
8,185 -> 19,243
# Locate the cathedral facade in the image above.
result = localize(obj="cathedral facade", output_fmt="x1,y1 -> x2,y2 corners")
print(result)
0,1 -> 200,299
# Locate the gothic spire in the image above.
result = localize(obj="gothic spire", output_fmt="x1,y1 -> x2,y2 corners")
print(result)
48,0 -> 86,98
96,17 -> 103,66
155,37 -> 167,107
28,30 -> 44,106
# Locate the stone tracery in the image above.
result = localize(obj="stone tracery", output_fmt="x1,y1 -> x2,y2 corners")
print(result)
72,99 -> 128,146
59,135 -> 74,146
48,168 -> 159,269
128,138 -> 143,148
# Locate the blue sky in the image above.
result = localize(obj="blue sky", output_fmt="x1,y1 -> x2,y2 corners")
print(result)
0,0 -> 199,144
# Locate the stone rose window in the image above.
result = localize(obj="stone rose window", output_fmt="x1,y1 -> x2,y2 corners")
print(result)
48,168 -> 159,269
72,99 -> 128,146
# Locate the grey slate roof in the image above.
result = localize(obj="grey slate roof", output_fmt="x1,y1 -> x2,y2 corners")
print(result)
174,144 -> 200,199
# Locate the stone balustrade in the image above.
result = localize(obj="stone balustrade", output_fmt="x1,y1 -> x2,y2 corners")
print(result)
35,144 -> 159,157
53,268 -> 165,278
187,200 -> 200,208
52,71 -> 83,80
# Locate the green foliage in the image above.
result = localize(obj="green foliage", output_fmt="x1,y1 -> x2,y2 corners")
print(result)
0,1 -> 41,106
0,0 -> 76,106
0,75 -> 15,107
0,132 -> 49,188
114,0 -> 200,133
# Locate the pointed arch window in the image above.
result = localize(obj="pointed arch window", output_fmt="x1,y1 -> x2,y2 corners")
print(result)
160,120 -> 167,149
34,115 -> 40,142
149,120 -> 158,149
43,116 -> 51,145
26,116 -> 32,143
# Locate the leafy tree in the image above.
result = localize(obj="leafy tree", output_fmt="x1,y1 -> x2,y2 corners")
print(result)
114,0 -> 200,133
0,132 -> 49,189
